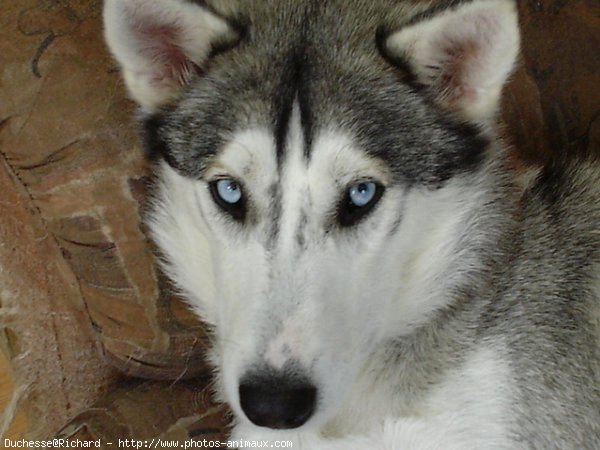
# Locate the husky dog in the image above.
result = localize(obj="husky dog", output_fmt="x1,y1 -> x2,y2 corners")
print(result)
104,0 -> 600,448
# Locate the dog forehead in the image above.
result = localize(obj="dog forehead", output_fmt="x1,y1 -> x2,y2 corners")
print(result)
155,57 -> 406,174
211,113 -> 384,188
150,2 -> 487,186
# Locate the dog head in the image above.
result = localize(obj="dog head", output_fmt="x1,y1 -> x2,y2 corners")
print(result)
105,0 -> 519,432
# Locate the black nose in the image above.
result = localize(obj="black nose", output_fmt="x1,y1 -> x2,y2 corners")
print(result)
239,375 -> 317,429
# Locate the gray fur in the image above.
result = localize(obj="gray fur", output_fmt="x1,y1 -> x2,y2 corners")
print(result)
116,0 -> 599,447
144,0 -> 486,187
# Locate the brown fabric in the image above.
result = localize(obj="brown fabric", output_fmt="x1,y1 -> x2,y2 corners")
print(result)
0,139 -> 121,438
0,0 -> 211,381
56,380 -> 229,446
1,0 -> 212,438
503,0 -> 600,164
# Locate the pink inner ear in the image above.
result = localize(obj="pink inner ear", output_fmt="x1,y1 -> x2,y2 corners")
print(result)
433,9 -> 501,106
437,38 -> 481,103
135,19 -> 198,86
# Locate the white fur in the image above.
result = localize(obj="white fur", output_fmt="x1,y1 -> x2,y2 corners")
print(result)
149,111 -> 511,447
104,0 -> 233,111
386,0 -> 520,125
231,347 -> 514,449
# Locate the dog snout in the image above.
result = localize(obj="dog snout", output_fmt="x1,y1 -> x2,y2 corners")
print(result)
239,373 -> 317,430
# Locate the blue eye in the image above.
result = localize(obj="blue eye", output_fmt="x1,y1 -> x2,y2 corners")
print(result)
337,181 -> 384,227
216,179 -> 242,204
209,179 -> 246,221
349,182 -> 377,207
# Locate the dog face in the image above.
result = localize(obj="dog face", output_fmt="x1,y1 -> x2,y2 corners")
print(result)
105,0 -> 519,432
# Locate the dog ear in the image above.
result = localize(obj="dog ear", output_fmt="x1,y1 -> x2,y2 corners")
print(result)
385,0 -> 519,126
104,0 -> 239,111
